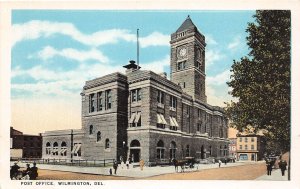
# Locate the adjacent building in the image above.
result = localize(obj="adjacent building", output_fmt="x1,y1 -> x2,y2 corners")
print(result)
236,134 -> 266,161
228,138 -> 237,160
42,16 -> 230,165
10,127 -> 42,160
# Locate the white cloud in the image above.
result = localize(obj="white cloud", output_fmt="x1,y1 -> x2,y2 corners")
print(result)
36,46 -> 109,63
140,32 -> 170,48
206,69 -> 231,86
228,36 -> 242,50
205,49 -> 224,67
12,55 -> 170,98
142,55 -> 170,73
205,35 -> 217,46
12,20 -> 169,48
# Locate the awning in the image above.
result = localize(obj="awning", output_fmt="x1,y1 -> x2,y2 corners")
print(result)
60,149 -> 67,155
157,114 -> 163,124
52,148 -> 58,154
134,112 -> 141,123
160,114 -> 168,125
172,117 -> 179,127
169,116 -> 175,126
74,144 -> 81,154
129,112 -> 136,123
58,149 -> 65,154
71,144 -> 79,154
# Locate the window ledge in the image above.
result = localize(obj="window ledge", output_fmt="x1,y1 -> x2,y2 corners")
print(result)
157,103 -> 165,108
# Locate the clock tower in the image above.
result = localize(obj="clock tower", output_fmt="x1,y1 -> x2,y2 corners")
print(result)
170,15 -> 207,102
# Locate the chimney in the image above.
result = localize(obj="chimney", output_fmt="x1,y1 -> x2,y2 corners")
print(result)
123,60 -> 141,74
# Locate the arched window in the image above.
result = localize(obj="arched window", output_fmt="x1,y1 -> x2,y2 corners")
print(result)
97,131 -> 101,142
156,140 -> 165,159
170,141 -> 176,159
105,139 -> 110,149
186,145 -> 190,157
89,125 -> 93,135
61,141 -> 67,156
46,142 -> 51,155
53,142 -> 58,156
130,140 -> 140,147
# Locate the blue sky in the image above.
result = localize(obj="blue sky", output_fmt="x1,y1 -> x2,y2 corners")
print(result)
11,10 -> 255,134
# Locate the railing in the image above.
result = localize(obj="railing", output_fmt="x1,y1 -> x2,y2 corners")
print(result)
18,158 -> 115,167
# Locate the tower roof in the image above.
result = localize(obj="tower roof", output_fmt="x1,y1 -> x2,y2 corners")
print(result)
176,15 -> 197,32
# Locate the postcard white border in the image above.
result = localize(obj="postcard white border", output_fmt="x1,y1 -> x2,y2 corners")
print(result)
1,0 -> 299,189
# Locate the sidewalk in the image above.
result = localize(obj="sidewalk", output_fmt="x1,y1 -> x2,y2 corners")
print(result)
12,161 -> 262,179
255,168 -> 288,181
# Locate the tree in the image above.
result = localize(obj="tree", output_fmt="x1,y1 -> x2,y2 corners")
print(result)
226,10 -> 291,152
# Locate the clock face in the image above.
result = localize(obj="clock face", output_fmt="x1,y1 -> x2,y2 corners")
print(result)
179,48 -> 187,57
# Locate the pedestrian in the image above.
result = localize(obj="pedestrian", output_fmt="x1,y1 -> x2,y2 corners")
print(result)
113,161 -> 118,174
29,162 -> 38,180
218,160 -> 222,168
24,164 -> 31,176
266,160 -> 272,176
139,159 -> 145,171
278,160 -> 287,176
126,159 -> 129,169
224,159 -> 227,165
10,162 -> 20,179
109,168 -> 112,175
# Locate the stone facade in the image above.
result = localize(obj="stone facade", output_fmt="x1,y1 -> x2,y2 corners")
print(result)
42,16 -> 229,165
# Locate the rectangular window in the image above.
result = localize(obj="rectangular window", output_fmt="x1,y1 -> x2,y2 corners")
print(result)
131,88 -> 142,102
239,145 -> 242,150
97,92 -> 103,111
169,95 -> 177,110
197,123 -> 201,132
251,145 -> 254,150
105,90 -> 112,109
157,90 -> 164,104
239,137 -> 242,142
89,93 -> 95,113
251,137 -> 255,142
177,61 -> 186,70
187,106 -> 190,116
245,145 -> 248,150
245,137 -> 248,142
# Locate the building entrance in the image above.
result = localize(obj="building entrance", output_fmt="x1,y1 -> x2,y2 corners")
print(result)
130,149 -> 140,162
129,140 -> 141,162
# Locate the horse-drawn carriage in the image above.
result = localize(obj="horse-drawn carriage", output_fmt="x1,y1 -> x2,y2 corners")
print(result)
172,157 -> 198,172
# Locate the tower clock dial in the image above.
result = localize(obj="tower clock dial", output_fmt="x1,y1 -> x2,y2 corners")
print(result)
179,47 -> 187,57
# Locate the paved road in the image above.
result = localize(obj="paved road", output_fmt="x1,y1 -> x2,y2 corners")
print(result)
12,161 -> 289,180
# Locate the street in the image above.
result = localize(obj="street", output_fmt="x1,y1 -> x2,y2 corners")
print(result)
32,161 -> 287,180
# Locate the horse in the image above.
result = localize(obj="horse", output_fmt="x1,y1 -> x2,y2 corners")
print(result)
172,159 -> 188,172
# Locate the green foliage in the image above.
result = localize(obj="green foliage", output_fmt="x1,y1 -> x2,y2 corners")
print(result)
226,10 -> 291,151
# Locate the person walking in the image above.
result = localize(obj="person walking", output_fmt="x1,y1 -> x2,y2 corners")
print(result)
139,159 -> 145,171
113,161 -> 118,174
278,160 -> 287,176
10,162 -> 20,179
29,162 -> 38,180
266,160 -> 272,176
126,159 -> 129,169
24,164 -> 31,176
218,160 -> 222,168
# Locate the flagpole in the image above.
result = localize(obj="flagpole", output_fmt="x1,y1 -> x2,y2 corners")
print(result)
137,29 -> 139,69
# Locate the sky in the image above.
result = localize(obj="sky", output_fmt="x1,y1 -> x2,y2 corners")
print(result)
11,10 -> 255,135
